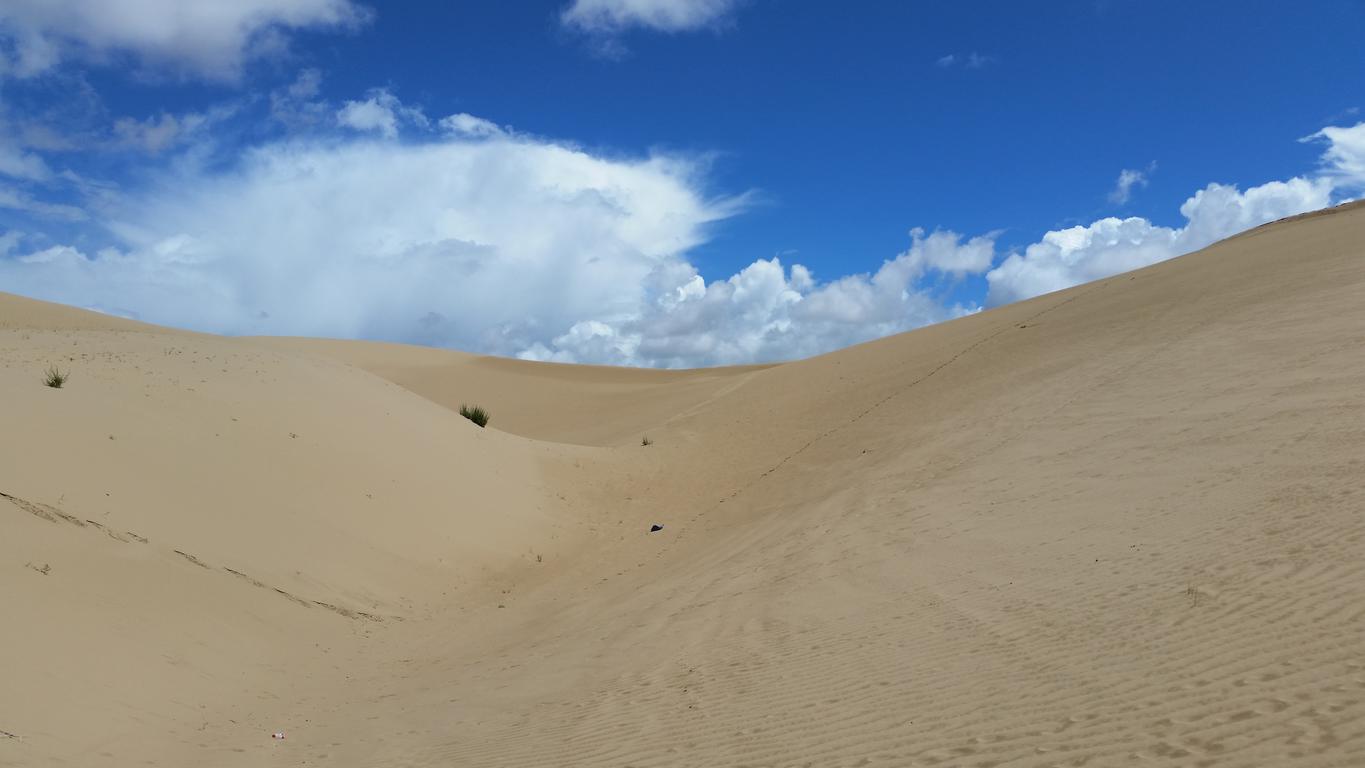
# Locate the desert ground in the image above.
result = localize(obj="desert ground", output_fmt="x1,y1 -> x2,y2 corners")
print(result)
2,202 -> 1363,767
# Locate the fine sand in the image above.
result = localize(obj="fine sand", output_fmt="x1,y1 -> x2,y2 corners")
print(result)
2,202 -> 1363,766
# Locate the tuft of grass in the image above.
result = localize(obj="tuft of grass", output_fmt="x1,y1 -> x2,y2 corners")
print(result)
641,435 -> 653,446
459,404 -> 490,428
43,365 -> 69,389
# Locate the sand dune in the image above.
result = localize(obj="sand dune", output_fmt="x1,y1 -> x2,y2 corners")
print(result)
253,337 -> 769,447
2,203 -> 1363,767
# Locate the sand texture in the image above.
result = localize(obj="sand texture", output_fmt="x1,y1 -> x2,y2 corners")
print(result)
2,202 -> 1363,766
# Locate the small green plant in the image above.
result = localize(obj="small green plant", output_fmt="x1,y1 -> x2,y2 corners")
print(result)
459,404 -> 489,428
641,435 -> 653,446
43,365 -> 68,389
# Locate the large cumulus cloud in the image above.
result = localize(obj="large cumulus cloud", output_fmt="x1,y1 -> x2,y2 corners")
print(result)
0,133 -> 742,357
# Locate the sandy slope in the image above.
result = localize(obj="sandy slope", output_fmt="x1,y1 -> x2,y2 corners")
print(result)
251,337 -> 770,447
2,203 -> 1363,767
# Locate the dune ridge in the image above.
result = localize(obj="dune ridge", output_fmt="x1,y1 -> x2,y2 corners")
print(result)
2,201 -> 1363,766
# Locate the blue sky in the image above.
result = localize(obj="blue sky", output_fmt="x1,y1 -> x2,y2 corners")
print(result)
1,0 -> 1363,366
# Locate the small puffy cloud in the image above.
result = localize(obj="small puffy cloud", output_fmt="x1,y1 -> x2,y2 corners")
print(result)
561,0 -> 739,33
1108,163 -> 1154,204
0,0 -> 369,81
336,89 -> 427,139
336,99 -> 397,138
986,176 -> 1333,305
439,113 -> 504,139
902,226 -> 996,275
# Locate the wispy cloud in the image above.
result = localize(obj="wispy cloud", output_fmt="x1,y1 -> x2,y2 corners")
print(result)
0,140 -> 52,181
270,68 -> 330,130
935,51 -> 995,69
0,183 -> 87,220
439,113 -> 506,140
561,0 -> 740,34
1108,161 -> 1156,204
1302,123 -> 1365,189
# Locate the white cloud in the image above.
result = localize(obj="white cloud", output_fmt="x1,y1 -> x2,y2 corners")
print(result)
527,228 -> 996,366
936,52 -> 994,69
984,127 -> 1363,307
0,229 -> 23,255
2,108 -> 1360,368
336,99 -> 396,139
440,113 -> 505,139
0,111 -> 998,367
986,176 -> 1333,305
0,0 -> 368,80
0,131 -> 745,361
336,89 -> 427,139
0,141 -> 51,181
1303,123 -> 1365,188
270,68 -> 329,129
901,226 -> 996,275
112,111 -> 209,153
1108,164 -> 1153,204
0,183 -> 88,220
562,0 -> 739,33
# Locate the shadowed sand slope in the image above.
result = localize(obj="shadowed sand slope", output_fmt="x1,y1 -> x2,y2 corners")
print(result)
2,203 -> 1363,767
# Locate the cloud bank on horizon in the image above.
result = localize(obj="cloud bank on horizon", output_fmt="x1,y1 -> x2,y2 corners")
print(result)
0,1 -> 1362,367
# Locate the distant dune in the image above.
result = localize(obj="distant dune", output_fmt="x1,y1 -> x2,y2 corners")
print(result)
2,202 -> 1363,767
